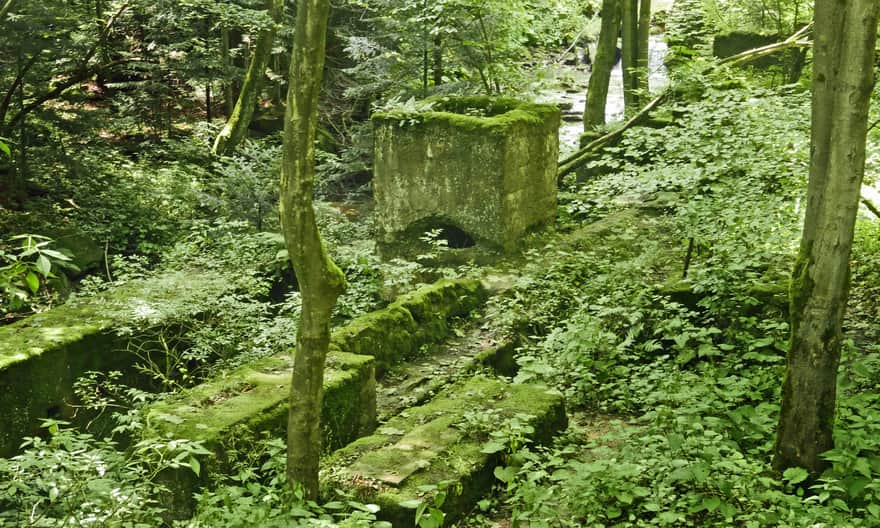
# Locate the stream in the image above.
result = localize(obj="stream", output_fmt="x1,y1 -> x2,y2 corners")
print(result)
541,35 -> 670,158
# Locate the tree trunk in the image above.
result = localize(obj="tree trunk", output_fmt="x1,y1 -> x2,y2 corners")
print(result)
221,28 -> 234,117
281,0 -> 345,500
212,0 -> 282,157
637,0 -> 651,93
774,0 -> 879,475
621,0 -> 639,111
584,0 -> 622,129
433,34 -> 443,86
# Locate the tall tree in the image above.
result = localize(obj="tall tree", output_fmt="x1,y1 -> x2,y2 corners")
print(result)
636,0 -> 651,96
584,0 -> 622,129
774,0 -> 880,475
620,0 -> 639,111
212,0 -> 283,156
280,0 -> 346,499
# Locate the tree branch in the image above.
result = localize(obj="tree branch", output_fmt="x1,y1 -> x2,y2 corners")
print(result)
3,2 -> 132,129
863,195 -> 880,219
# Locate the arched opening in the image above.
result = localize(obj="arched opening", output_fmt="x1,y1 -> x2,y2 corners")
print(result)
415,220 -> 476,250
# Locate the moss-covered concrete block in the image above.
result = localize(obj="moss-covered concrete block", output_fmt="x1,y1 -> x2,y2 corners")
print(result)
712,31 -> 780,68
322,376 -> 566,527
0,271 -> 237,458
332,279 -> 487,375
146,351 -> 376,519
374,96 -> 560,254
392,278 -> 488,345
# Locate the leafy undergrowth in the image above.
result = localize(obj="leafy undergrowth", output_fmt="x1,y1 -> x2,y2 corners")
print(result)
460,82 -> 880,527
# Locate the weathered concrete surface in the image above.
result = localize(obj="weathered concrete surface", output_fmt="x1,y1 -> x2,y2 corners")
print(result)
322,376 -> 567,527
147,351 -> 376,519
0,271 -> 238,458
374,97 -> 560,254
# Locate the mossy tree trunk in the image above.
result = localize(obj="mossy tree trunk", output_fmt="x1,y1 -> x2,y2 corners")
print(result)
621,0 -> 639,111
280,0 -> 345,500
773,0 -> 879,475
212,0 -> 282,157
583,0 -> 621,129
636,0 -> 650,94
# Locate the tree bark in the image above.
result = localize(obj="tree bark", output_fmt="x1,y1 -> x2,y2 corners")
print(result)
221,28 -> 234,117
583,0 -> 622,129
212,0 -> 282,156
621,0 -> 639,111
774,0 -> 879,475
637,0 -> 651,93
281,0 -> 345,500
433,33 -> 443,86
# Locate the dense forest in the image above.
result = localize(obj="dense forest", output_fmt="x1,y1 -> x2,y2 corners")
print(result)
1,0 -> 880,526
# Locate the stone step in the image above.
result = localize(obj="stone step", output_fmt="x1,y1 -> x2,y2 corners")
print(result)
322,376 -> 567,527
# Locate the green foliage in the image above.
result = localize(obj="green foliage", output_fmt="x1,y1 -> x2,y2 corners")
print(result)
0,234 -> 77,317
180,437 -> 391,528
0,419 -> 209,528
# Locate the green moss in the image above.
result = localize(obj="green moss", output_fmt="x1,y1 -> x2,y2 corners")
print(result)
373,96 -> 560,134
0,270 -> 240,458
788,241 -> 814,345
322,376 -> 567,527
145,350 -> 376,520
392,279 -> 487,342
331,304 -> 419,375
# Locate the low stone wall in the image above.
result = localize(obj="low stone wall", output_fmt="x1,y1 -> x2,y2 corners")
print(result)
333,278 -> 488,374
374,96 -> 560,254
147,351 -> 376,519
713,31 -> 781,68
0,271 -> 238,458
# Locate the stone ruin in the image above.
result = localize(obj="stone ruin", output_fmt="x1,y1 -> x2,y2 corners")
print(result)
372,96 -> 560,254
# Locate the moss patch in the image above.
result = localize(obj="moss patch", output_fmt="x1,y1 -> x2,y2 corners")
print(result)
322,376 -> 567,527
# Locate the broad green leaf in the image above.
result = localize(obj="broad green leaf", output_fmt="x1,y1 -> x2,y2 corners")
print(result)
189,457 -> 201,476
493,465 -> 516,483
25,272 -> 39,294
36,255 -> 51,277
782,467 -> 808,485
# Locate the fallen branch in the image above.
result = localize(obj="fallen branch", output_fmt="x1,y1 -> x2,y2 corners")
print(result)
863,195 -> 880,219
557,23 -> 814,182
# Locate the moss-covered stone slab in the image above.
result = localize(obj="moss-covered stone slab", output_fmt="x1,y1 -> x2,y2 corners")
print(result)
146,351 -> 376,519
332,279 -> 487,375
0,271 -> 238,458
322,376 -> 567,527
712,31 -> 781,68
374,96 -> 560,254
